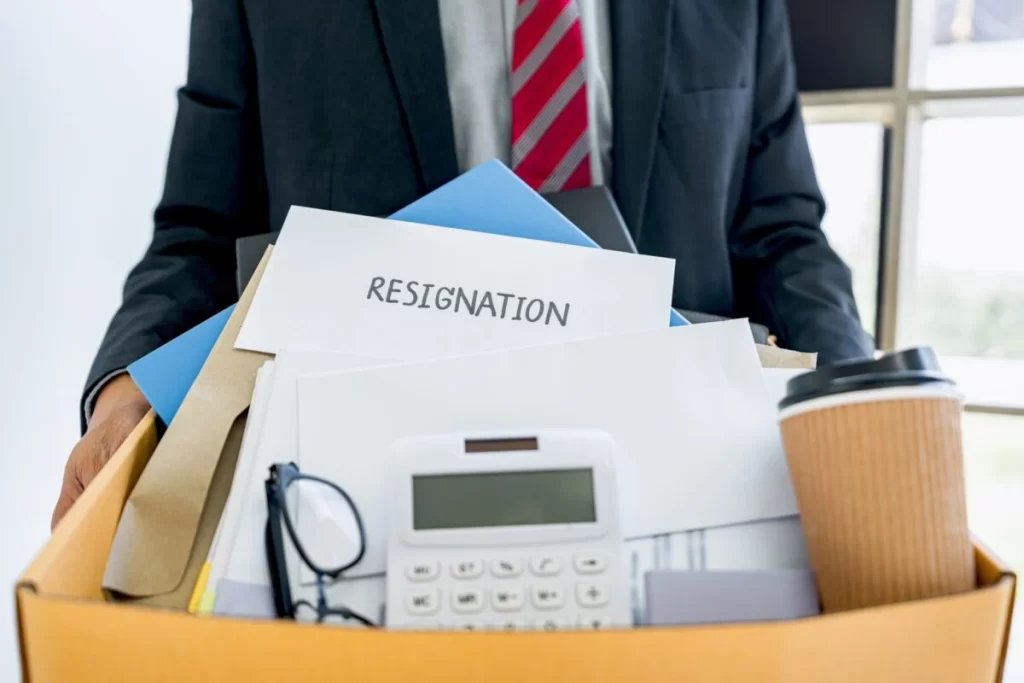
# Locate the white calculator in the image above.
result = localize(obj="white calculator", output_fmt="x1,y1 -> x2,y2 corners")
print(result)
384,429 -> 630,632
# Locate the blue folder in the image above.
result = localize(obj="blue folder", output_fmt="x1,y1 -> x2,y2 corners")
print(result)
129,160 -> 685,423
128,308 -> 235,423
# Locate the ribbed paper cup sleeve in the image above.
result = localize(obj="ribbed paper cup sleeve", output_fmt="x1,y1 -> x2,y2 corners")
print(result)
780,395 -> 975,612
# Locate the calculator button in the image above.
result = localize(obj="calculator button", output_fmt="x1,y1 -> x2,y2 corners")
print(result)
451,588 -> 485,614
397,621 -> 444,631
531,584 -> 565,610
452,620 -> 485,632
535,617 -> 567,631
405,561 -> 440,582
573,553 -> 608,575
491,558 -> 524,578
491,587 -> 525,612
575,582 -> 610,608
495,619 -> 529,632
451,559 -> 484,579
578,615 -> 613,630
529,556 -> 562,577
406,589 -> 440,615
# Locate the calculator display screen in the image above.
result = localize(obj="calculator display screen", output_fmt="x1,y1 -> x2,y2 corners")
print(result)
412,468 -> 596,530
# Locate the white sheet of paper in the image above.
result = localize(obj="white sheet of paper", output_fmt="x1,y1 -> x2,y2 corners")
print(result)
701,517 -> 809,570
212,575 -> 386,625
624,538 -> 656,623
206,361 -> 276,599
762,367 -> 808,407
621,517 -> 810,622
221,349 -> 392,587
235,207 -> 676,356
297,320 -> 797,578
629,518 -> 808,572
619,367 -> 810,620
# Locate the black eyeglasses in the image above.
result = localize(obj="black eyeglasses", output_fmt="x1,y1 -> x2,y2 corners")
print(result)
265,462 -> 375,626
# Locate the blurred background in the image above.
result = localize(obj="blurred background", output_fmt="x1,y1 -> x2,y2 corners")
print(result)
1,0 -> 1022,680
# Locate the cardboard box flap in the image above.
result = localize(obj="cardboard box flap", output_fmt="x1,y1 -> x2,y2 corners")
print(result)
101,250 -> 273,598
774,576 -> 1014,682
19,413 -> 159,598
18,576 -> 1015,683
975,538 -> 1016,586
974,540 -> 1018,682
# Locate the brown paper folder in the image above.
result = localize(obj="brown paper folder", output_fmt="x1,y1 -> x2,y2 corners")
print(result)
112,414 -> 246,608
102,250 -> 274,603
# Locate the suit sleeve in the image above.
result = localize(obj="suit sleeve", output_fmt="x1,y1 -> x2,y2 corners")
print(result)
82,0 -> 268,430
728,0 -> 874,364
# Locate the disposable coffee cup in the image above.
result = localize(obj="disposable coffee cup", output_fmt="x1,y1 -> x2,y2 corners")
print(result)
779,347 -> 975,612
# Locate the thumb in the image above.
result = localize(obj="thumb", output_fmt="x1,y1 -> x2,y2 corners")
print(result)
51,458 -> 85,531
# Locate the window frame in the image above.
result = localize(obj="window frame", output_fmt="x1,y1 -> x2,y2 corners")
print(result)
800,0 -> 1024,415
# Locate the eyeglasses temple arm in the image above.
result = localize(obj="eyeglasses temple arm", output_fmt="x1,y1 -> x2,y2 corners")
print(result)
265,478 -> 294,619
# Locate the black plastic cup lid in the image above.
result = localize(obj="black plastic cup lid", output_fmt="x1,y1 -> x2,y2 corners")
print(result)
779,347 -> 952,410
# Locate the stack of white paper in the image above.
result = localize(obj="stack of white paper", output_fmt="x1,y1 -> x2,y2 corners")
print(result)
199,206 -> 813,625
202,206 -> 682,619
194,360 -> 275,615
294,320 -> 800,581
207,352 -> 394,618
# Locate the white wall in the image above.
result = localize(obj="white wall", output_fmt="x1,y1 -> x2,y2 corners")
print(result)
0,2 -> 190,679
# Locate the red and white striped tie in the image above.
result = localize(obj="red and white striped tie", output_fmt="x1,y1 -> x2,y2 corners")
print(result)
511,0 -> 592,192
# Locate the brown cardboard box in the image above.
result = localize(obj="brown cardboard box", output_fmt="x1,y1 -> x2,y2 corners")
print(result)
18,413 -> 1016,683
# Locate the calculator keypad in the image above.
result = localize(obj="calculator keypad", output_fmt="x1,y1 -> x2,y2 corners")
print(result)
490,558 -> 524,578
405,561 -> 440,582
578,615 -> 612,630
575,582 -> 610,607
529,556 -> 562,577
406,589 -> 440,615
451,588 -> 485,614
451,621 -> 484,632
492,587 -> 525,612
494,618 -> 529,631
451,559 -> 484,579
536,617 -> 567,631
531,584 -> 565,610
573,552 -> 608,575
398,551 -> 620,630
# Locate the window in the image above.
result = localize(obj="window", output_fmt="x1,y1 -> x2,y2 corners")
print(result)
964,412 -> 1024,572
903,114 -> 1024,407
801,0 -> 1024,411
805,123 -> 885,339
924,0 -> 1024,90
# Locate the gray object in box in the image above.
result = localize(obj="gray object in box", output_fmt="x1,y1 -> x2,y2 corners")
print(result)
644,570 -> 820,626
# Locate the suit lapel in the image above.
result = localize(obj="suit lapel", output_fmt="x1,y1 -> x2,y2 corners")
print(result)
372,0 -> 460,192
610,0 -> 672,238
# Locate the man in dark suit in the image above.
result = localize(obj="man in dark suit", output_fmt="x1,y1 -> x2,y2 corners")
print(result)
53,0 -> 872,526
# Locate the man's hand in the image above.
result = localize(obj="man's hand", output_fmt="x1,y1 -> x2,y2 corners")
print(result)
51,374 -> 150,530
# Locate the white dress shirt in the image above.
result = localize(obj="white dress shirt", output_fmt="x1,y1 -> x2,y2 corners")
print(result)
437,0 -> 614,185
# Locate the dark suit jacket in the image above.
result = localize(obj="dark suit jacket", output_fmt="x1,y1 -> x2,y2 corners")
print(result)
85,0 -> 873,426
